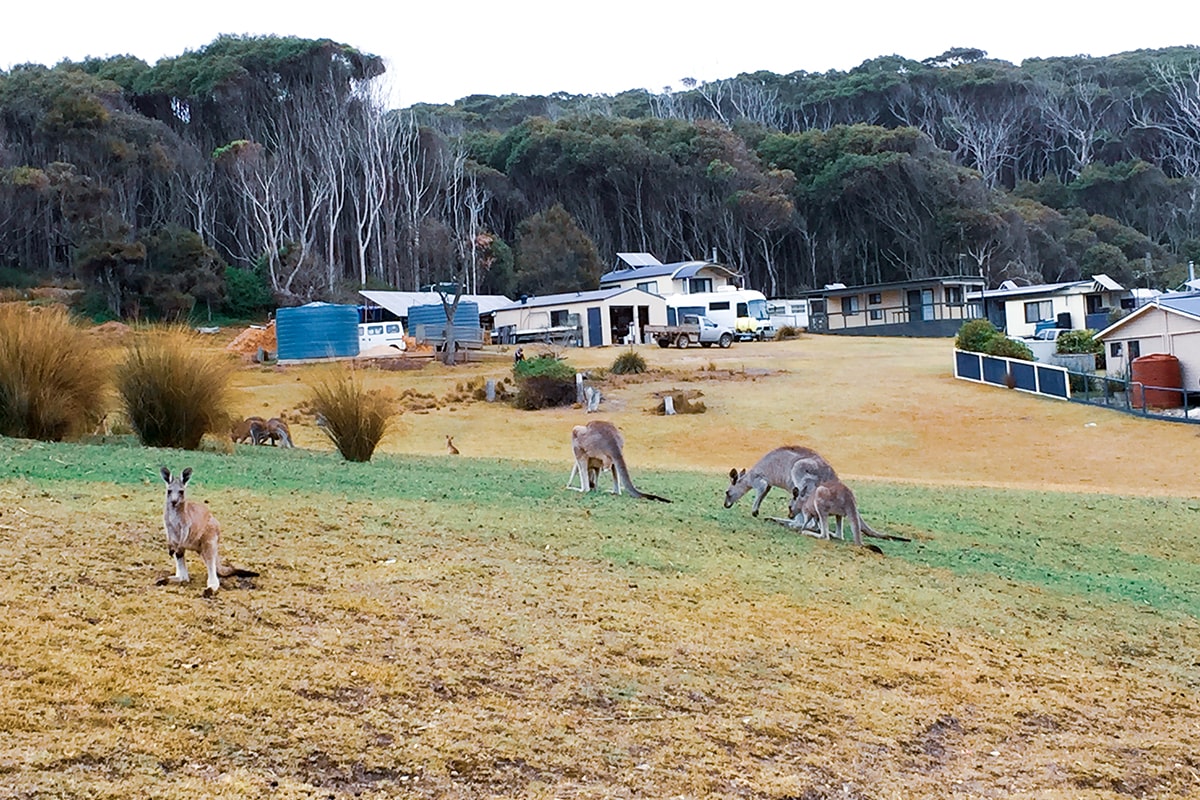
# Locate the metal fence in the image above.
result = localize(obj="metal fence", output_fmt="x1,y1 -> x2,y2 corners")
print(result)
953,349 -> 1200,424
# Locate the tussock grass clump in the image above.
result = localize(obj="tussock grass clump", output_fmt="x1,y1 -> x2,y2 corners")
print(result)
0,305 -> 107,441
512,354 -> 577,410
774,324 -> 800,340
308,366 -> 396,462
610,350 -> 647,375
116,326 -> 233,450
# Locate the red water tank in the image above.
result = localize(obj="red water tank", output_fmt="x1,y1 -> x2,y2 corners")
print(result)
1130,353 -> 1183,408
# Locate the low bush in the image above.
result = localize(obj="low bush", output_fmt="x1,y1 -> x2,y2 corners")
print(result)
984,335 -> 1034,361
955,319 -> 1001,353
513,355 -> 576,410
308,366 -> 396,462
115,327 -> 233,449
1057,329 -> 1105,370
774,325 -> 800,340
611,350 -> 647,375
0,305 -> 107,441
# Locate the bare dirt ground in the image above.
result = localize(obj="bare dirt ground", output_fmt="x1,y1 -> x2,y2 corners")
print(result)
229,333 -> 1199,499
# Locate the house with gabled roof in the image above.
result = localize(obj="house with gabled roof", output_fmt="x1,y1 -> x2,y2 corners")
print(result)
799,275 -> 986,337
491,287 -> 667,347
1095,292 -> 1200,386
599,252 -> 741,295
973,274 -> 1128,337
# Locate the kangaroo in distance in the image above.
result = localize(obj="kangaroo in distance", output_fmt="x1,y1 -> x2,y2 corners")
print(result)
265,417 -> 293,448
789,475 -> 869,546
446,435 -> 460,455
726,445 -> 836,518
569,421 -> 670,502
231,416 -> 267,445
159,467 -> 259,596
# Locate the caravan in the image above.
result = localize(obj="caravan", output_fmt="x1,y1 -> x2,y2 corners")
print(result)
664,286 -> 774,341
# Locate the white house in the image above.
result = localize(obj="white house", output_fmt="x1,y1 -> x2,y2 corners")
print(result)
1095,292 -> 1200,387
599,252 -> 741,295
974,274 -> 1127,338
492,288 -> 667,347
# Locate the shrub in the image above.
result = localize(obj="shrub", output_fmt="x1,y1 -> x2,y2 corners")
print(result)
513,354 -> 576,410
774,325 -> 800,340
116,326 -> 233,449
307,366 -> 396,462
611,350 -> 647,375
1056,328 -> 1105,369
0,305 -> 107,441
984,335 -> 1034,361
955,319 -> 1001,353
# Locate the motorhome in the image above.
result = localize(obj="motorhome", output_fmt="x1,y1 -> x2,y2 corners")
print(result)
664,287 -> 773,341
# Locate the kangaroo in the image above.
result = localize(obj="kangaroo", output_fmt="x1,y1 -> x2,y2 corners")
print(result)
566,431 -> 617,492
446,435 -> 460,455
231,416 -> 268,445
265,417 -> 293,448
725,445 -> 836,517
158,467 -> 259,596
784,473 -> 910,544
568,420 -> 670,502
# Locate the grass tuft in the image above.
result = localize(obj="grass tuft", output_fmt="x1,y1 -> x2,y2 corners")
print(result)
0,305 -> 107,441
115,326 -> 233,450
307,364 -> 396,462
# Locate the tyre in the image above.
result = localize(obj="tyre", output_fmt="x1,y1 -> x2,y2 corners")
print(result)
656,338 -> 670,348
675,333 -> 689,348
718,332 -> 733,348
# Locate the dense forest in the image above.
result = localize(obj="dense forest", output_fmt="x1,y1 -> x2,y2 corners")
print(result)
3,37 -> 1200,320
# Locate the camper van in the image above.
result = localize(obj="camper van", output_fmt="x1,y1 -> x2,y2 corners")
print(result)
665,287 -> 774,341
357,321 -> 407,352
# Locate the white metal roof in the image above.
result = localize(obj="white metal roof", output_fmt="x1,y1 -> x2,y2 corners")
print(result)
358,291 -> 514,317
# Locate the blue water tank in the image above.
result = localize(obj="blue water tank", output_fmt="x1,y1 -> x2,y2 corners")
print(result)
276,303 -> 360,361
408,301 -> 480,339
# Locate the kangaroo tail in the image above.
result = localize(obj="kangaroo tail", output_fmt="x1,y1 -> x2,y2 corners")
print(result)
613,453 -> 672,503
859,518 -> 910,542
217,563 -> 261,578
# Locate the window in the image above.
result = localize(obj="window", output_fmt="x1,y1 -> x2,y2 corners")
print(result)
841,296 -> 860,316
367,325 -> 383,335
709,301 -> 730,311
945,286 -> 964,305
1110,342 -> 1122,358
550,309 -> 571,326
688,278 -> 712,294
1024,300 -> 1053,323
636,281 -> 658,294
385,324 -> 401,334
869,309 -> 883,321
868,293 -> 882,305
810,299 -> 826,314
1129,340 -> 1141,359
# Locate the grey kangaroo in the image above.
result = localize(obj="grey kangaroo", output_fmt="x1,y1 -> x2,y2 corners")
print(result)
159,467 -> 259,596
568,421 -> 670,502
725,445 -> 836,517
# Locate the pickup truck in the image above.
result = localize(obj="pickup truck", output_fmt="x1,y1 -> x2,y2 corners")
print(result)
645,314 -> 735,349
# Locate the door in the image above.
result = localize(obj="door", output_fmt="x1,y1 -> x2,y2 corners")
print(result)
907,289 -> 934,321
586,307 -> 603,347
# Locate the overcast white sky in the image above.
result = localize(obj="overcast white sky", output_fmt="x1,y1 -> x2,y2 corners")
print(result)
4,1 -> 1198,107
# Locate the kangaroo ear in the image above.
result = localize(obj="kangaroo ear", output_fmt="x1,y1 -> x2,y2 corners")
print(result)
728,468 -> 739,482
160,466 -> 171,483
181,467 -> 193,484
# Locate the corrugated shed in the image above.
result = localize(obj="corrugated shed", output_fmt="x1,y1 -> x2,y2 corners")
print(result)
408,302 -> 480,339
276,303 -> 360,361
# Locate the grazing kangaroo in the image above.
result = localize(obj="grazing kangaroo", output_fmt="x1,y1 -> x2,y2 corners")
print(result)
231,416 -> 268,445
725,446 -> 836,517
446,435 -> 460,455
569,420 -> 670,502
265,417 -> 293,448
159,467 -> 259,596
784,474 -> 911,544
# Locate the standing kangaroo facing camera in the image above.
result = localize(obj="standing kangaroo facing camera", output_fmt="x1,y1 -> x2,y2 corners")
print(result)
159,467 -> 259,596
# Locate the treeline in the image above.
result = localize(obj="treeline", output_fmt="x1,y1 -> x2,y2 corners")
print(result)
2,39 -> 1199,320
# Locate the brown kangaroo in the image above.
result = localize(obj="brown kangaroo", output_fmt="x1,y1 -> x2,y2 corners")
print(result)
231,416 -> 268,445
787,474 -> 910,545
569,421 -> 670,502
446,435 -> 460,455
158,467 -> 259,596
265,417 -> 293,448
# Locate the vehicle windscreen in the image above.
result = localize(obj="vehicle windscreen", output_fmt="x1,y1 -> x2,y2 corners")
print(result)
747,299 -> 769,321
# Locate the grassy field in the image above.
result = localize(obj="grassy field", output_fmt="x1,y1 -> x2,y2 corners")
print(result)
1,332 -> 1198,799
